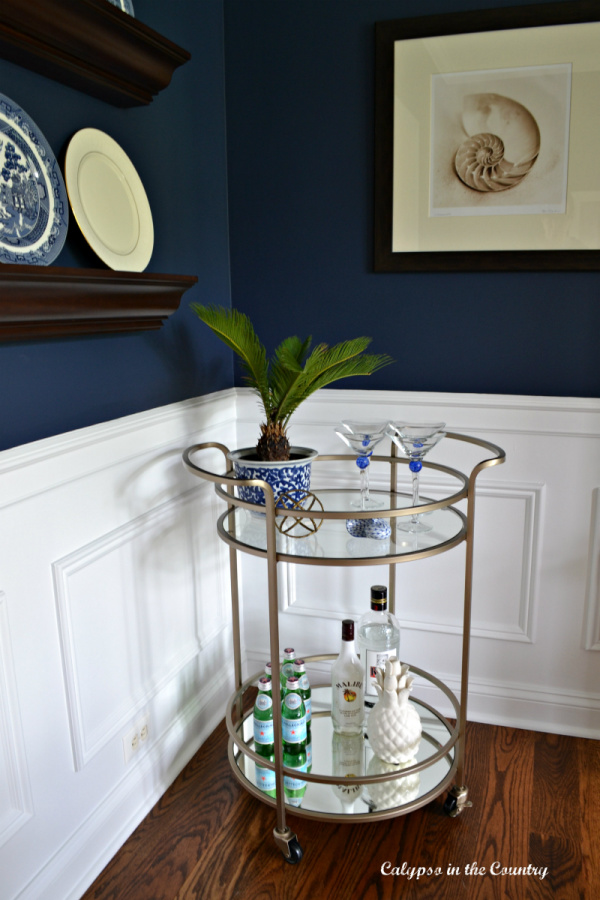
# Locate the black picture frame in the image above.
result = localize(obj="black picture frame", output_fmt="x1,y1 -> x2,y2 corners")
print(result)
374,0 -> 600,272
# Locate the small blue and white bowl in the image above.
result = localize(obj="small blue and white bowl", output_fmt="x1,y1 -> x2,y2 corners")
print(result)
346,517 -> 391,540
227,447 -> 318,508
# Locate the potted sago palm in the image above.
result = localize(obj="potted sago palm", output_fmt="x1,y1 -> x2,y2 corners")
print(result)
191,304 -> 393,505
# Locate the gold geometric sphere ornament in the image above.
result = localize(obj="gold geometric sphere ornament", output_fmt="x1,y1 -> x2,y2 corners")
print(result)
275,490 -> 324,538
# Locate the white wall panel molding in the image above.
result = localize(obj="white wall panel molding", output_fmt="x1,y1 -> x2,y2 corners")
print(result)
0,391 -> 237,900
278,473 -> 543,645
235,387 -> 600,440
0,593 -> 33,847
53,483 -> 230,771
20,672 -> 233,900
584,487 -> 600,651
237,387 -> 600,739
0,389 -> 238,511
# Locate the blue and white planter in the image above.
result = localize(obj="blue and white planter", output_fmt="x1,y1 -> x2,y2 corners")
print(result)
227,447 -> 319,509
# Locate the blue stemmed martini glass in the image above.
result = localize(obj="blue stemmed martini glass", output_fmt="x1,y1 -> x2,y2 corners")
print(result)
335,421 -> 389,509
387,421 -> 446,532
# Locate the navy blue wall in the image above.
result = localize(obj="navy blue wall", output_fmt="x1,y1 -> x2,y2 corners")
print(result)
2,0 -> 598,453
0,0 -> 232,451
223,0 -> 600,399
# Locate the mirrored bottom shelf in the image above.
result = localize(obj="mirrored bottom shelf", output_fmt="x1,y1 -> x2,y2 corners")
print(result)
230,693 -> 458,821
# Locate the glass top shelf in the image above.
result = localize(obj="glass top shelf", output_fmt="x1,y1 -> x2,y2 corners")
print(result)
232,688 -> 456,820
218,489 -> 466,564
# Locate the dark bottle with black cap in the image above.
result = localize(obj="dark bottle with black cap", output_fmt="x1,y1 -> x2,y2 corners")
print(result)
357,585 -> 400,707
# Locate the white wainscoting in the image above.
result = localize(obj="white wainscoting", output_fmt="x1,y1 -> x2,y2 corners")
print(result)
1,386 -> 599,899
0,391 -> 237,900
236,388 -> 600,741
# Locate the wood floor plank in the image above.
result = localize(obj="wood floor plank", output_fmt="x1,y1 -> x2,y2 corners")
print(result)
527,731 -> 585,898
579,735 -> 600,896
82,720 -> 598,900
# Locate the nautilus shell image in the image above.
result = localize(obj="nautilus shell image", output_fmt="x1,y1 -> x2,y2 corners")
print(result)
454,93 -> 541,193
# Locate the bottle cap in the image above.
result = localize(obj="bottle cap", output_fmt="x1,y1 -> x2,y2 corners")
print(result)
285,676 -> 299,687
293,658 -> 305,669
342,618 -> 355,640
283,647 -> 295,659
370,584 -> 388,608
258,676 -> 271,688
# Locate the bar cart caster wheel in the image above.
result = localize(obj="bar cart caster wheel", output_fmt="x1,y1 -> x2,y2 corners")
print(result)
443,794 -> 458,816
444,786 -> 472,818
274,827 -> 303,864
284,839 -> 303,864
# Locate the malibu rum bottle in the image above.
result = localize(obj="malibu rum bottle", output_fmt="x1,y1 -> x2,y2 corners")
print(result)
331,619 -> 364,735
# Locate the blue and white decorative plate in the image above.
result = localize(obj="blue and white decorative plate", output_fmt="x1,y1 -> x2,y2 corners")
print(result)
105,0 -> 135,15
0,93 -> 68,265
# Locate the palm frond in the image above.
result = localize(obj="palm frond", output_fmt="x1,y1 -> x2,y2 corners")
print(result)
278,338 -> 393,426
190,304 -> 271,412
191,304 -> 394,459
268,336 -> 312,423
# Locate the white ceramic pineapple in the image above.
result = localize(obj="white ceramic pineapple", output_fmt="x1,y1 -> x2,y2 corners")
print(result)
366,658 -> 422,764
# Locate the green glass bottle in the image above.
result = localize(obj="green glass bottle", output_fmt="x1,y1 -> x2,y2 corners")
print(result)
282,676 -> 307,755
266,660 -> 283,700
280,647 -> 296,692
282,675 -> 308,807
283,746 -> 307,807
255,753 -> 277,798
253,676 -> 276,797
292,658 -> 312,769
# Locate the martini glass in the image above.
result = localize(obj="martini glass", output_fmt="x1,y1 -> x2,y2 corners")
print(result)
335,421 -> 389,509
387,422 -> 446,532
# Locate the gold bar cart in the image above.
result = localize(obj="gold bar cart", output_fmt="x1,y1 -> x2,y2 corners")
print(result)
183,433 -> 505,863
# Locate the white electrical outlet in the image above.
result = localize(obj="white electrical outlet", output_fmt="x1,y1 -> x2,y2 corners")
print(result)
122,714 -> 150,764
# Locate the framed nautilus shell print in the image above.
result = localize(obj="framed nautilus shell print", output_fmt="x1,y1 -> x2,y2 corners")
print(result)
374,0 -> 600,272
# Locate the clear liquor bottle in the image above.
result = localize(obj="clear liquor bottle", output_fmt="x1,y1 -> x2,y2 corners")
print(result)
357,585 -> 400,708
331,731 -> 364,813
331,619 -> 364,734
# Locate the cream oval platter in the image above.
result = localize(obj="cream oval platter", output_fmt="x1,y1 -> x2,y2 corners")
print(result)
65,127 -> 153,272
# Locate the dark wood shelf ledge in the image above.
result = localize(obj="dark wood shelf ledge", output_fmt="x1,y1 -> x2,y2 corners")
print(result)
0,0 -> 190,107
0,265 -> 198,340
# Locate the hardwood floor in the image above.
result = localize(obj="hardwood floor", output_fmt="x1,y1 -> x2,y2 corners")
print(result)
82,719 -> 600,900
